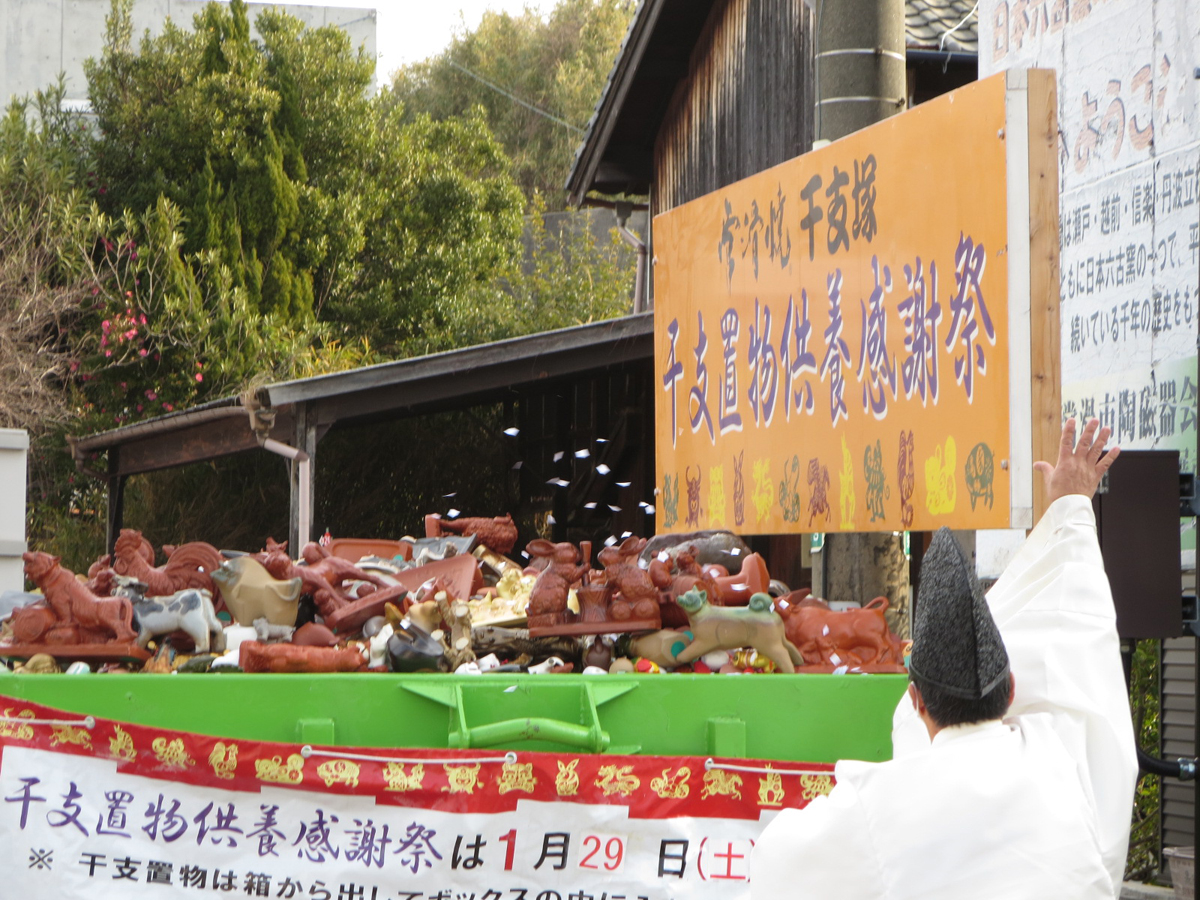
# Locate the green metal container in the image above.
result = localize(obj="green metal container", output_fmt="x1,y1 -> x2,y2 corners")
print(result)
0,672 -> 907,762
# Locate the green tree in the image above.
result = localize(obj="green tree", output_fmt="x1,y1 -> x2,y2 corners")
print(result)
86,0 -> 377,319
389,0 -> 635,203
335,106 -> 526,356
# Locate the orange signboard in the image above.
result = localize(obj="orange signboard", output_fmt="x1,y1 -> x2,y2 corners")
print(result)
653,71 -> 1058,534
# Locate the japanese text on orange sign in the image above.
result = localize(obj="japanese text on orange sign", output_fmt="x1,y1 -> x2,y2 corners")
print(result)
654,74 -> 1014,534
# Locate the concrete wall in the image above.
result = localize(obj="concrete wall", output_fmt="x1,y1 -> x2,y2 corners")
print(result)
0,0 -> 377,107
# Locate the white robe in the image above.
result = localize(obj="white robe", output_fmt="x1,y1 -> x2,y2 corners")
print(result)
750,495 -> 1139,899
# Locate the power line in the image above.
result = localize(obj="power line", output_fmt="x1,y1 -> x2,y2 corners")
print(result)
446,60 -> 585,134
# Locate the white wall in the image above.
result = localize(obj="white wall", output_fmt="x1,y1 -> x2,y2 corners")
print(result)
0,0 -> 377,107
980,0 -> 1199,471
0,429 -> 29,594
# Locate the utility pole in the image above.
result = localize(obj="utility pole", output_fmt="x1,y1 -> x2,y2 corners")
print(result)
810,0 -> 911,635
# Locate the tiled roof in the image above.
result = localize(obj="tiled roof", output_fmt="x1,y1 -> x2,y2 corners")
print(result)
907,0 -> 978,53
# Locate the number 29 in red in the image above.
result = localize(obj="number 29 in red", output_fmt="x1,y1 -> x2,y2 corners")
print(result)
580,835 -> 624,871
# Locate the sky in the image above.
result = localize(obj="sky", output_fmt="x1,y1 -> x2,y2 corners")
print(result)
318,0 -> 562,84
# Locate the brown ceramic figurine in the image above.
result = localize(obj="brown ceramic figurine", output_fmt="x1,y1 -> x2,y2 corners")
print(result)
648,544 -> 720,627
239,640 -> 366,673
596,536 -> 662,628
425,513 -> 518,555
775,595 -> 907,672
299,542 -> 392,589
525,539 -> 591,630
108,529 -> 224,599
4,551 -> 148,661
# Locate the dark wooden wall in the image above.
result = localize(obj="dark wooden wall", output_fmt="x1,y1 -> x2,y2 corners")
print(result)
652,0 -> 815,216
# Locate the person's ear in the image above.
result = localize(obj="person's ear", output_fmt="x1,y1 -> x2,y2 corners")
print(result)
907,683 -> 924,713
1008,672 -> 1016,705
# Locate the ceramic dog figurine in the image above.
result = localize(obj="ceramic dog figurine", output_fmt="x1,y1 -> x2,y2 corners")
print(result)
673,588 -> 804,674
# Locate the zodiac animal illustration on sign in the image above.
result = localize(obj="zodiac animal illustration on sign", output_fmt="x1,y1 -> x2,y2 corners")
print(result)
864,438 -> 890,522
807,458 -> 831,526
733,450 -> 745,526
965,442 -> 995,511
898,429 -> 915,528
778,455 -> 802,523
662,473 -> 680,528
685,466 -> 703,527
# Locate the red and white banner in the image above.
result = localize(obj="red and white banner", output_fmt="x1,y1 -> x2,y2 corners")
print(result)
0,698 -> 835,900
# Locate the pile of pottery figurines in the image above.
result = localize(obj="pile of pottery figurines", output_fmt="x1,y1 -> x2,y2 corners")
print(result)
0,512 -> 908,677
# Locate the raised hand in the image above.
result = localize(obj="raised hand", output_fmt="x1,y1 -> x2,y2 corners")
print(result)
1033,417 -> 1120,505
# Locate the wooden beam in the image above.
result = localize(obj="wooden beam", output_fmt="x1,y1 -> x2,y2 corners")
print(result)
111,412 -> 295,476
1026,68 -> 1062,524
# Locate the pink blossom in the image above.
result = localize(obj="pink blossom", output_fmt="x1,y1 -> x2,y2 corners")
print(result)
68,361 -> 79,372
100,336 -> 108,347
119,382 -> 127,390
125,291 -> 132,299
91,286 -> 99,296
136,404 -> 143,412
104,350 -> 112,357
139,314 -> 147,325
124,328 -> 138,340
145,390 -> 157,400
138,349 -> 148,358
163,403 -> 174,412
195,373 -> 203,382
101,320 -> 110,333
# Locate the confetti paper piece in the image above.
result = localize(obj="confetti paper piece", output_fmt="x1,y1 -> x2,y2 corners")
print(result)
447,509 -> 461,518
575,449 -> 590,459
617,481 -> 631,488
596,464 -> 611,475
608,505 -> 621,512
504,427 -> 520,437
553,451 -> 565,462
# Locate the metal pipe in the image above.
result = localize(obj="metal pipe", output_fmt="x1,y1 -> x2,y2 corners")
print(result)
618,224 -> 648,313
259,438 -> 311,550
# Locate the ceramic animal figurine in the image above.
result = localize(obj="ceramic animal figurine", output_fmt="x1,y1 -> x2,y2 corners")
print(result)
425,513 -> 519,555
648,544 -> 719,627
252,618 -> 295,643
296,543 -> 391,592
209,557 -> 302,627
624,629 -> 694,669
597,536 -> 661,626
19,551 -> 137,644
672,588 -> 804,674
525,539 -> 590,629
776,596 -> 904,668
261,549 -> 354,618
113,577 -> 225,654
110,529 -> 224,599
239,640 -> 366,673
